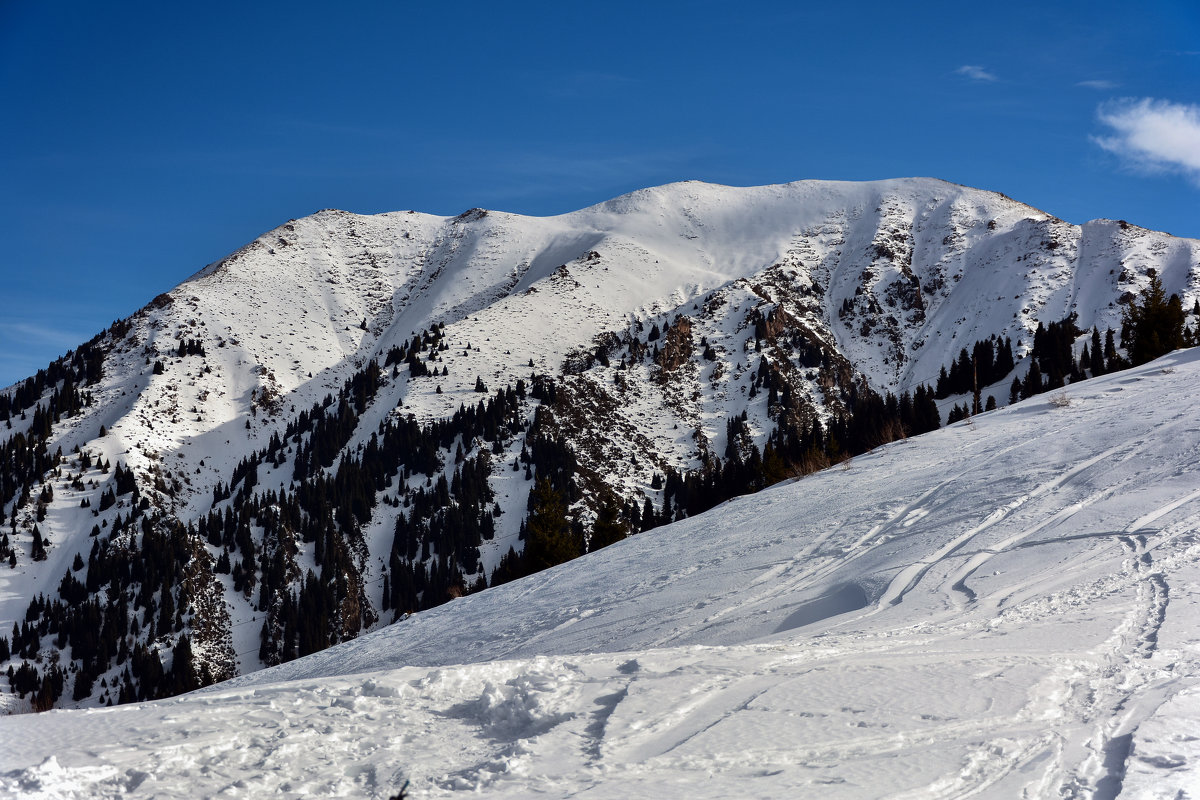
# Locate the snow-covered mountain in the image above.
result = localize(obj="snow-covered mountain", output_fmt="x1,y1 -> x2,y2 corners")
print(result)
1,178 -> 1199,711
5,347 -> 1200,798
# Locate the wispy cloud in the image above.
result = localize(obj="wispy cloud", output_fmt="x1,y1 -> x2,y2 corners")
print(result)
955,65 -> 997,82
0,321 -> 89,352
0,353 -> 50,390
0,322 -> 92,387
1094,98 -> 1200,182
1077,79 -> 1118,90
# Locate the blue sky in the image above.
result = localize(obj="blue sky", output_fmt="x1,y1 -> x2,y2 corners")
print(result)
2,0 -> 1198,387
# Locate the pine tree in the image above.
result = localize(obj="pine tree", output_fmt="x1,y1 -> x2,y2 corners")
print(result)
589,494 -> 627,551
1089,327 -> 1105,376
995,337 -> 1016,378
641,497 -> 656,532
31,526 -> 47,561
72,670 -> 94,701
171,635 -> 198,694
523,478 -> 578,572
1021,361 -> 1043,400
911,385 -> 940,434
1122,274 -> 1186,365
1104,328 -> 1120,371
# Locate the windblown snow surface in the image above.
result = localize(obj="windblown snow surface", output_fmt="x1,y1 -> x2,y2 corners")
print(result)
5,348 -> 1200,799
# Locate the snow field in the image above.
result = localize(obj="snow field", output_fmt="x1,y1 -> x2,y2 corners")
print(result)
5,347 -> 1200,796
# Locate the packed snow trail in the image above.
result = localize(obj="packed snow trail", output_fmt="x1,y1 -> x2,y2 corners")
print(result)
5,350 -> 1200,798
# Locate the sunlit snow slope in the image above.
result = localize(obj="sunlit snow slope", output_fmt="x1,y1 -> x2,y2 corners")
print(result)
5,348 -> 1200,799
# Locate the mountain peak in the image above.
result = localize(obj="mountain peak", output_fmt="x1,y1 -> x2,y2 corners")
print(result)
1,177 -> 1199,717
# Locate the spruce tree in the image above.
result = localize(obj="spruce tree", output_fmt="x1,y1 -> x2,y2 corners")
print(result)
1089,327 -> 1105,375
523,478 -> 578,572
171,635 -> 198,694
1121,274 -> 1186,365
1104,328 -> 1120,371
1021,362 -> 1043,400
589,494 -> 627,551
911,385 -> 940,434
641,497 -> 656,532
31,526 -> 47,561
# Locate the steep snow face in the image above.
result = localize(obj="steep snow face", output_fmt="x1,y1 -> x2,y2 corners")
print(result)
2,177 -> 1199,708
21,180 -> 1190,430
150,179 -> 1200,419
83,178 -> 1200,505
5,349 -> 1200,798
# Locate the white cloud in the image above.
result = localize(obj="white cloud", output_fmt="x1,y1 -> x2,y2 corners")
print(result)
1094,98 -> 1200,181
1077,79 -> 1118,90
955,65 -> 997,82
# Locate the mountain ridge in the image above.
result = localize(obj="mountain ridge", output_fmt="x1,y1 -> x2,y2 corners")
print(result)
1,177 -> 1198,710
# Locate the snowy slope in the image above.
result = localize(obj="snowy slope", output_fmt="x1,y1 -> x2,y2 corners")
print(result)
25,179 -> 1200,499
2,177 -> 1199,709
5,349 -> 1200,798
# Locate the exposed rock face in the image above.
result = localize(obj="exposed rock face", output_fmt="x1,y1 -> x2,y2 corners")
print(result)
655,317 -> 694,374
